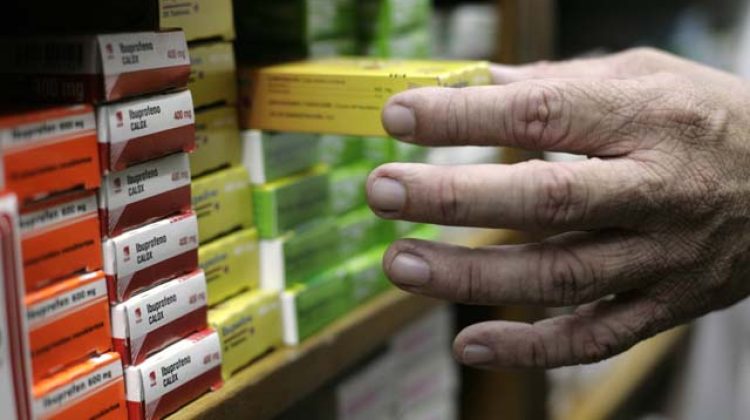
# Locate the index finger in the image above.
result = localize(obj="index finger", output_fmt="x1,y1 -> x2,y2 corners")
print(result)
381,78 -> 650,156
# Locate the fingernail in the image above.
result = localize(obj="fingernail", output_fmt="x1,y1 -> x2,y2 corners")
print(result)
369,177 -> 406,213
382,104 -> 415,137
389,253 -> 430,286
462,344 -> 495,365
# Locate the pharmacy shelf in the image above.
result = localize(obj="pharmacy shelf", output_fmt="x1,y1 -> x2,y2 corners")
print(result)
169,229 -> 519,420
556,326 -> 688,420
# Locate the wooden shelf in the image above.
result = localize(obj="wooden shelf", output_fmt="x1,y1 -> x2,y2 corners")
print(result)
556,326 -> 688,420
169,229 -> 518,420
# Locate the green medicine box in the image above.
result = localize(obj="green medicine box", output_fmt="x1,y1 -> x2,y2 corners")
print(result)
252,165 -> 331,238
242,130 -> 322,185
260,218 -> 341,290
329,161 -> 370,216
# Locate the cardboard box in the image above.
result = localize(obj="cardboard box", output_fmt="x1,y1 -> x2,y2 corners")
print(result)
25,271 -> 111,383
241,58 -> 491,136
344,246 -> 390,306
234,0 -> 356,45
20,192 -> 102,292
320,135 -> 364,167
252,166 -> 330,239
0,31 -> 190,104
97,89 -> 195,173
125,329 -> 222,420
103,212 -> 199,303
281,268 -> 350,345
260,218 -> 340,291
0,194 -> 33,420
338,207 -> 394,261
112,270 -> 207,366
0,106 -> 100,207
358,0 -> 432,39
235,37 -> 359,63
32,352 -> 127,420
191,166 -> 253,243
242,130 -> 321,185
199,228 -> 260,307
394,353 -> 458,417
160,0 -> 236,42
391,307 -> 453,369
329,162 -> 370,215
191,106 -> 241,177
188,42 -> 237,109
100,153 -> 191,236
364,25 -> 431,59
209,289 -> 282,380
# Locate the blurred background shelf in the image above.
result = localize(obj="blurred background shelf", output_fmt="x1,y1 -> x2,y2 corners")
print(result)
170,229 -> 518,420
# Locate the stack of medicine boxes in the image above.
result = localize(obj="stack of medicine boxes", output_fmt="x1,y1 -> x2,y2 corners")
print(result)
178,0 -> 285,383
0,103 -> 126,419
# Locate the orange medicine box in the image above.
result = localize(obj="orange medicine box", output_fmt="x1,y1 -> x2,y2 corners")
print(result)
20,192 -> 102,292
32,352 -> 127,420
26,271 -> 112,383
0,105 -> 100,207
0,193 -> 33,420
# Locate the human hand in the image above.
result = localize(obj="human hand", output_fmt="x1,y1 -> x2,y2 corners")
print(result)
366,48 -> 750,369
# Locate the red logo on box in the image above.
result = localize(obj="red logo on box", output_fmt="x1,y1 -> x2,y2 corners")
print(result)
116,111 -> 124,128
123,246 -> 131,262
135,307 -> 143,324
149,371 -> 157,387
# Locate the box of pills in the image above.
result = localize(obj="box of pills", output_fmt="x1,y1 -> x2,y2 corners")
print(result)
338,207 -> 394,261
234,0 -> 355,46
0,106 -> 100,207
25,271 -> 111,383
191,106 -> 241,177
188,42 -> 237,108
0,31 -> 190,104
112,270 -> 207,366
241,58 -> 491,136
365,26 -> 431,59
242,130 -> 321,185
97,89 -> 195,173
125,329 -> 222,420
209,289 -> 282,380
20,192 -> 102,292
0,194 -> 33,420
252,166 -> 330,239
100,153 -> 191,236
344,246 -> 390,306
260,218 -> 340,291
191,166 -> 253,243
32,352 -> 127,420
160,0 -> 236,42
358,0 -> 432,39
336,353 -> 395,420
103,212 -> 199,303
199,228 -> 260,307
329,162 -> 370,216
320,135 -> 364,167
281,268 -> 350,345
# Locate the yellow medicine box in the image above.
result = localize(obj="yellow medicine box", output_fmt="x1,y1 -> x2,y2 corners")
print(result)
209,289 -> 282,380
240,58 -> 491,136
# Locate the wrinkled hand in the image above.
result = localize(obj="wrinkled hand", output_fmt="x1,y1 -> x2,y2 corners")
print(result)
366,48 -> 750,369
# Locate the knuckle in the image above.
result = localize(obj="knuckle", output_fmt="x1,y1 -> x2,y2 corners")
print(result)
525,331 -> 550,367
508,82 -> 571,149
435,169 -> 472,224
531,164 -> 589,226
455,256 -> 488,303
541,246 -> 593,305
443,90 -> 471,143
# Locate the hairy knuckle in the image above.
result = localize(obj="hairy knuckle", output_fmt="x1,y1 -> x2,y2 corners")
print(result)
525,332 -> 550,367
